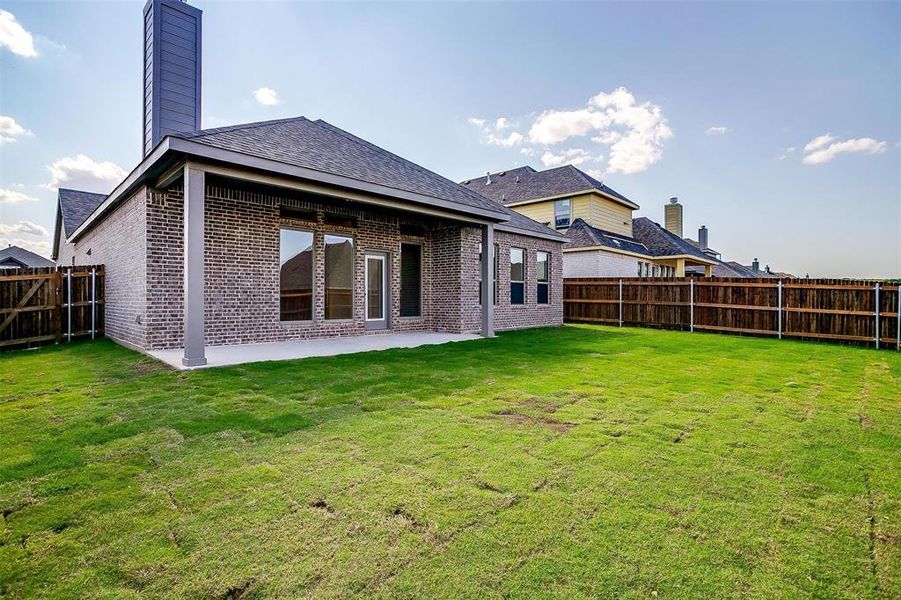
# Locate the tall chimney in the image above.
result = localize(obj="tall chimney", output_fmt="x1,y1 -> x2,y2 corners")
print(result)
752,258 -> 759,271
664,197 -> 683,237
143,0 -> 202,157
698,225 -> 708,250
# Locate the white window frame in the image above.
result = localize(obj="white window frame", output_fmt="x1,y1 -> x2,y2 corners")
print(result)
536,251 -> 550,305
554,199 -> 571,229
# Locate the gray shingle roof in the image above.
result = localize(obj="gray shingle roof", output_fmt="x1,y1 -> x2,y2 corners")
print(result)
631,217 -> 716,261
0,245 -> 55,268
58,188 -> 107,238
686,261 -> 748,277
461,165 -> 637,208
175,117 -> 505,216
564,219 -> 649,255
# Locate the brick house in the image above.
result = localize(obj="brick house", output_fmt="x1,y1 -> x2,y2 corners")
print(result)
51,0 -> 564,367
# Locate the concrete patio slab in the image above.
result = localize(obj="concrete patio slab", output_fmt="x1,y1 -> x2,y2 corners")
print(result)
147,332 -> 482,370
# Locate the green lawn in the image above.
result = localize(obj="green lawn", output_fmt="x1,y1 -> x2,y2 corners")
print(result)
1,326 -> 899,599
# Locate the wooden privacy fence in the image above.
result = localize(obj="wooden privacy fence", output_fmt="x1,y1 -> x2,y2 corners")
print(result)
564,278 -> 901,350
1,266 -> 105,351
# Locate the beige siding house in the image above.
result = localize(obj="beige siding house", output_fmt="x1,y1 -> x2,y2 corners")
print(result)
462,166 -> 717,278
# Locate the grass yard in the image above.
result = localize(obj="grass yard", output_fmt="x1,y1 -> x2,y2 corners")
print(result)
1,325 -> 899,599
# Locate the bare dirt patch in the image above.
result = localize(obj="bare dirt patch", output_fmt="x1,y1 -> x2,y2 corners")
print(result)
494,409 -> 575,433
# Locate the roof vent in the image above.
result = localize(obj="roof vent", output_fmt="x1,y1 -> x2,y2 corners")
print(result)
499,171 -> 506,176
515,175 -> 519,183
486,171 -> 491,185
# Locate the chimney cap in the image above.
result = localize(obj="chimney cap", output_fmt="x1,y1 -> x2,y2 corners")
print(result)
669,197 -> 679,204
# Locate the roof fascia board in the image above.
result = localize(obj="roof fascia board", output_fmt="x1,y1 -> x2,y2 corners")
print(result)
563,245 -> 651,260
653,254 -> 718,265
169,138 -> 509,222
69,137 -> 173,242
495,222 -> 566,243
72,134 -> 511,242
197,162 -> 498,226
505,189 -> 639,210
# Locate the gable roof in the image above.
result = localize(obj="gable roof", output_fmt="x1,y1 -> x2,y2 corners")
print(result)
175,117 -> 505,217
564,218 -> 649,255
58,188 -> 107,238
461,164 -> 637,209
0,245 -> 55,268
631,217 -> 717,262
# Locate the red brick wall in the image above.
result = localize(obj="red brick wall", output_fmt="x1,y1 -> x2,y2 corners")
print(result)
72,180 -> 563,351
146,184 -> 445,349
57,187 -> 149,349
460,227 -> 564,332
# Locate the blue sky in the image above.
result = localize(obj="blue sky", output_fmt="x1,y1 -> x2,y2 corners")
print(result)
1,0 -> 898,277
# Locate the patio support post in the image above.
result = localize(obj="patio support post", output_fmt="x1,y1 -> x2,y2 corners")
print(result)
182,163 -> 207,367
480,224 -> 495,338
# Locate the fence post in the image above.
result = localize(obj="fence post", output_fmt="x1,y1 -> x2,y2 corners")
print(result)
54,268 -> 62,345
91,267 -> 96,339
874,283 -> 880,349
618,279 -> 623,327
689,278 -> 694,332
66,268 -> 72,342
777,280 -> 783,339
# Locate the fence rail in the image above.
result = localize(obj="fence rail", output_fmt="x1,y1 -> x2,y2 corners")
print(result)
1,265 -> 105,351
564,277 -> 901,350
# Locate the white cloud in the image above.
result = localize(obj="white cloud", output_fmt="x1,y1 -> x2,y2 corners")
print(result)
540,148 -> 598,168
0,10 -> 37,58
0,220 -> 51,257
0,237 -> 51,256
801,135 -> 887,165
706,126 -> 729,135
803,133 -> 835,153
45,154 -> 126,192
469,88 -> 670,175
467,116 -> 524,147
525,87 -> 672,174
253,87 -> 279,106
0,188 -> 39,204
777,147 -> 796,161
487,131 -> 524,147
0,220 -> 48,237
0,115 -> 34,143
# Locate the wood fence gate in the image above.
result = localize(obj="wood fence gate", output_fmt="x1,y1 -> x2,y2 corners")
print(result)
0,266 -> 105,351
564,277 -> 901,350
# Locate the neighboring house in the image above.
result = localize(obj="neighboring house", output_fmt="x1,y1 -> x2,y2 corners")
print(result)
463,166 -> 717,277
0,245 -> 55,269
52,0 -> 564,367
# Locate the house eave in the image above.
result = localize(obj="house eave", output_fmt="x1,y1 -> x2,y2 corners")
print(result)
495,222 -> 566,243
563,245 -> 651,260
70,135 -> 511,243
504,189 -> 639,211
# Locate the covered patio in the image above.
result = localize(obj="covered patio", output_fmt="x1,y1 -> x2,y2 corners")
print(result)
147,331 -> 482,370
